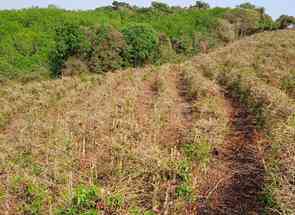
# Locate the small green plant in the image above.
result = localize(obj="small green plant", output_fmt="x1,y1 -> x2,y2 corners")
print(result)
259,186 -> 279,213
129,207 -> 156,215
177,159 -> 191,182
58,185 -> 101,215
183,140 -> 211,165
176,183 -> 194,202
10,176 -> 46,215
106,193 -> 124,209
144,210 -> 157,215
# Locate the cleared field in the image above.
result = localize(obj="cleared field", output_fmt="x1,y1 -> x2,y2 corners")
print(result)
0,30 -> 294,214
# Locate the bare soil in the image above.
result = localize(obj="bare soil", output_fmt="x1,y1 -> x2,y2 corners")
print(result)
196,93 -> 267,215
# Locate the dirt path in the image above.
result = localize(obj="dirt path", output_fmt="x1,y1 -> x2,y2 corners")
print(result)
176,67 -> 193,128
197,93 -> 266,214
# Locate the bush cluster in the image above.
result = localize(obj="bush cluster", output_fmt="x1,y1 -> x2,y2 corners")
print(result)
87,25 -> 127,73
49,22 -> 85,76
0,1 -> 279,80
122,23 -> 159,67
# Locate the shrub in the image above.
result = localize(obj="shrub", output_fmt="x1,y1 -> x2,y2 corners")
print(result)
122,23 -> 159,67
158,33 -> 176,63
237,2 -> 257,10
183,140 -> 211,165
171,35 -> 193,55
106,193 -> 124,209
61,56 -> 89,77
224,8 -> 261,36
151,2 -> 171,13
87,25 -> 127,73
215,18 -> 235,42
50,21 -> 84,76
112,1 -> 132,10
192,1 -> 210,9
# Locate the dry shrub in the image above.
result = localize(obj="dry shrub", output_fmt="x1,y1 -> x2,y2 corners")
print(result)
61,56 -> 89,77
215,18 -> 236,43
224,8 -> 261,36
158,33 -> 176,63
88,25 -> 127,73
188,30 -> 295,213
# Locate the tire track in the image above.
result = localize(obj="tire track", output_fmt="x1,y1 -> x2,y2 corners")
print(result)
197,92 -> 267,214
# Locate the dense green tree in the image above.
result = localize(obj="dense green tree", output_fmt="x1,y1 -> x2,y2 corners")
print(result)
237,2 -> 257,10
122,24 -> 159,67
151,2 -> 171,12
87,25 -> 127,73
0,3 -> 277,81
49,22 -> 84,76
112,1 -> 131,10
192,1 -> 210,9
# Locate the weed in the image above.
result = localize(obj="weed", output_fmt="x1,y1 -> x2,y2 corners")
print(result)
183,140 -> 211,166
58,185 -> 101,215
10,176 -> 46,215
106,193 -> 124,210
176,183 -> 194,202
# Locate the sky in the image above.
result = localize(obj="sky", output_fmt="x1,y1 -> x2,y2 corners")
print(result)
0,0 -> 294,19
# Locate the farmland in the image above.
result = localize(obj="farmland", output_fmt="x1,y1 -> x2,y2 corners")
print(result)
0,2 -> 295,215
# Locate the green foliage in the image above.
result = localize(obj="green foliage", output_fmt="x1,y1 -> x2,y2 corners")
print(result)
88,24 -> 127,73
112,1 -> 132,10
106,193 -> 124,209
49,21 -> 84,76
175,160 -> 195,202
192,1 -> 210,9
183,140 -> 211,165
172,34 -> 193,54
237,2 -> 257,10
0,4 -> 275,80
122,23 -> 159,67
151,2 -> 171,13
177,159 -> 191,182
176,183 -> 194,202
58,185 -> 101,215
259,186 -> 279,212
10,176 -> 46,215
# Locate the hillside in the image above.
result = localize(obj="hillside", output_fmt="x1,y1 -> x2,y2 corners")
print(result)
0,30 -> 294,214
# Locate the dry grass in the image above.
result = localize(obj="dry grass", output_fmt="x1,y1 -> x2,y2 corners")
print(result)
1,30 -> 294,214
188,30 -> 295,214
0,62 -> 230,214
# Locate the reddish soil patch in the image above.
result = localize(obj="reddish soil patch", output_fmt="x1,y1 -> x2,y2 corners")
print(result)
196,93 -> 267,215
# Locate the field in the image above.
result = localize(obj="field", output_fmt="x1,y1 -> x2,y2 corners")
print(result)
0,29 -> 295,214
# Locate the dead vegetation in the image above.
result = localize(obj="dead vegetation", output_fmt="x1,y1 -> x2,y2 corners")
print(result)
0,30 -> 294,214
189,30 -> 295,214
